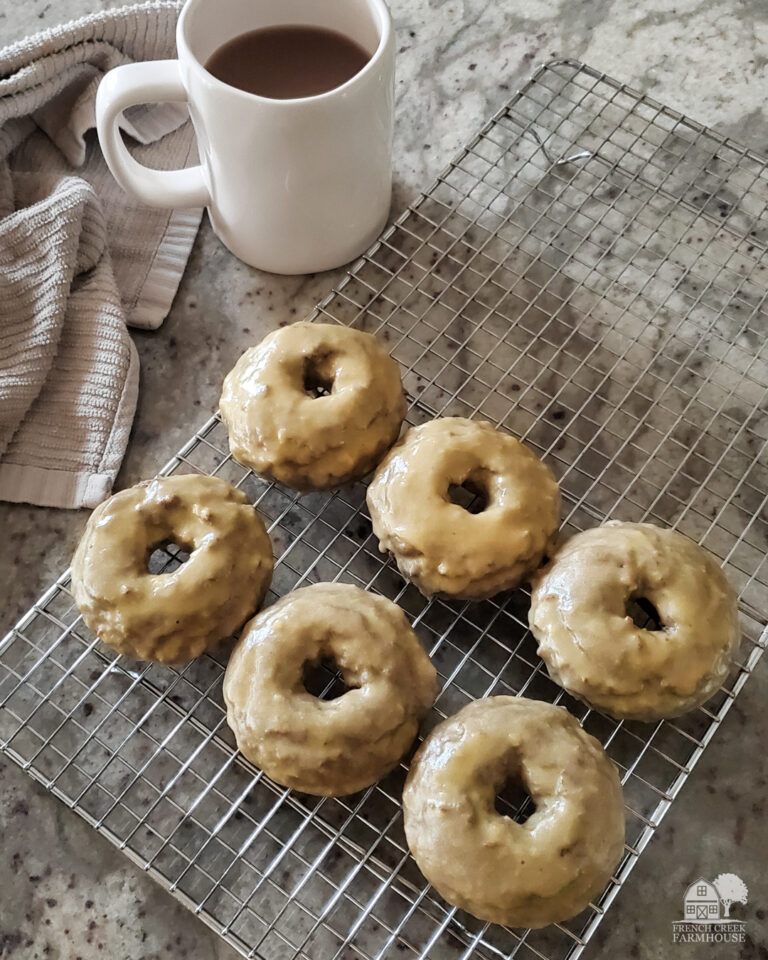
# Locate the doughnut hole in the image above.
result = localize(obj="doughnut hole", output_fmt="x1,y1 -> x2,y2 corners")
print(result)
494,776 -> 536,825
493,753 -> 537,825
446,469 -> 490,515
625,593 -> 664,631
147,538 -> 193,575
302,655 -> 356,701
302,351 -> 337,398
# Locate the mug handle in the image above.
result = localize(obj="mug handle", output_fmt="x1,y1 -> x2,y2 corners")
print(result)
95,60 -> 211,209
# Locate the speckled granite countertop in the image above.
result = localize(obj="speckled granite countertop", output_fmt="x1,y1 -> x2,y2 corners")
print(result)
1,1 -> 767,958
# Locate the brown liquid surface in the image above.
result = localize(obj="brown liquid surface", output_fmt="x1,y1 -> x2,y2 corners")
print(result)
205,25 -> 371,100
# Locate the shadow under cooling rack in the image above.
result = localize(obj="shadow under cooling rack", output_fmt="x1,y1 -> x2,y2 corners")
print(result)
1,60 -> 767,960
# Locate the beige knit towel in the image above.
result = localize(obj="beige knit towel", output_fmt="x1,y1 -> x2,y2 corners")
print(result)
0,1 -> 202,509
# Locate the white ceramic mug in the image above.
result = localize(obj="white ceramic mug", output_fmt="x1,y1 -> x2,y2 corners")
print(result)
95,0 -> 394,274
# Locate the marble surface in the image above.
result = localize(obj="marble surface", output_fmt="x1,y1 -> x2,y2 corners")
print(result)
1,0 -> 767,957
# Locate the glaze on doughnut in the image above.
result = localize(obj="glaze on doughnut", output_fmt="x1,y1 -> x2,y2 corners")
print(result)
366,418 -> 560,599
529,522 -> 740,720
403,696 -> 625,928
220,322 -> 406,491
71,475 -> 273,663
223,582 -> 438,796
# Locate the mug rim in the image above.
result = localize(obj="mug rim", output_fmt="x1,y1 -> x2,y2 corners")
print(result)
177,0 -> 392,105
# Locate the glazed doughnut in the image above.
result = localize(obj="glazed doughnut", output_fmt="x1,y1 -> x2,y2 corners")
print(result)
71,475 -> 273,663
366,418 -> 560,599
223,582 -> 438,796
529,522 -> 740,721
220,322 -> 406,491
403,697 -> 625,929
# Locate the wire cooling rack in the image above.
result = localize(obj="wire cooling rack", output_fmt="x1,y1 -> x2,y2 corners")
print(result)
2,59 -> 767,960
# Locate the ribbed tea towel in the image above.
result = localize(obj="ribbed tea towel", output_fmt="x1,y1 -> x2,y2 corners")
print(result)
0,1 -> 202,509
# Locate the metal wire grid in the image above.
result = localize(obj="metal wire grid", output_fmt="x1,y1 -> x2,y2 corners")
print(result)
1,59 -> 767,960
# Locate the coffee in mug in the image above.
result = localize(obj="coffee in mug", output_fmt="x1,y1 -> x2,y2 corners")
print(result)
205,25 -> 371,100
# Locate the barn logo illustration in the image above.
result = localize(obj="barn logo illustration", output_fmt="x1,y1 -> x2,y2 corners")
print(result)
672,874 -> 748,944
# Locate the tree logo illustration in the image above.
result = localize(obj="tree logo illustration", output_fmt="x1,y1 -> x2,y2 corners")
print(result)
713,874 -> 749,918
